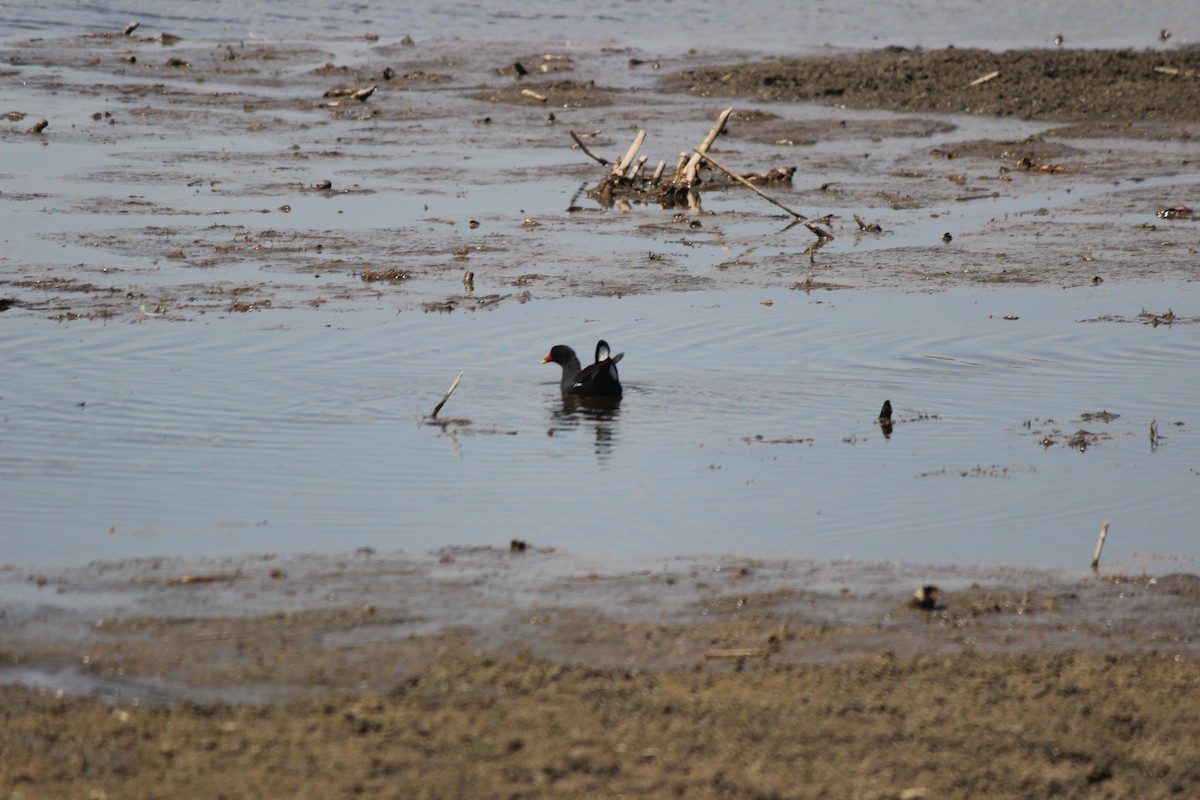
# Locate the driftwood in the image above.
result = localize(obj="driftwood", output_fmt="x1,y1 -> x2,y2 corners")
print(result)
969,70 -> 1000,86
430,371 -> 464,420
578,108 -> 812,219
671,107 -> 735,189
569,130 -> 609,166
1090,520 -> 1109,570
323,85 -> 376,101
694,150 -> 807,220
613,129 -> 647,177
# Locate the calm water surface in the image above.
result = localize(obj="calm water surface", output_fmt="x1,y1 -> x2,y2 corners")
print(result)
1,0 -> 1194,51
3,0 -> 1198,570
5,285 -> 1198,568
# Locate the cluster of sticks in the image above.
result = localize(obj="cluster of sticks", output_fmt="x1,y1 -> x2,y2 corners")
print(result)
572,108 -> 828,239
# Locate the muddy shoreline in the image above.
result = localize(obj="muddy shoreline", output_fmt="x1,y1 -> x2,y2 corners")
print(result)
3,31 -> 1200,797
3,548 -> 1199,798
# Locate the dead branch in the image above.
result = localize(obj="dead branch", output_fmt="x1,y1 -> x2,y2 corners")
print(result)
430,371 -> 464,420
853,213 -> 882,232
675,107 -> 734,188
578,108 -> 805,212
694,148 -> 813,226
650,159 -> 666,184
613,129 -> 646,176
669,151 -> 689,184
569,130 -> 610,166
1090,520 -> 1109,570
969,70 -> 1000,86
1154,65 -> 1198,78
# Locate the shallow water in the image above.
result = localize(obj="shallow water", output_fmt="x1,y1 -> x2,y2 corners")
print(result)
2,2 -> 1199,574
5,284 -> 1198,569
1,0 -> 1194,52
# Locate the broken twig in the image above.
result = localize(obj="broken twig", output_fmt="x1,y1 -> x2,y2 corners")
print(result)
677,107 -> 734,187
694,148 -> 812,224
1090,519 -> 1109,570
613,129 -> 646,176
569,130 -> 610,166
1154,66 -> 1198,78
650,159 -> 666,184
431,371 -> 464,420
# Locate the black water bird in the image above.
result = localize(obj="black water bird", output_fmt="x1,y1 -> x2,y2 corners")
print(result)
541,339 -> 623,397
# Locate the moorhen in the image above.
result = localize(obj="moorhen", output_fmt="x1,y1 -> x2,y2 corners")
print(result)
541,339 -> 623,397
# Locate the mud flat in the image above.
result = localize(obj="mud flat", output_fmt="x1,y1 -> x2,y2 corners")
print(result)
2,36 -> 1199,323
2,548 -> 1200,798
676,47 -> 1200,122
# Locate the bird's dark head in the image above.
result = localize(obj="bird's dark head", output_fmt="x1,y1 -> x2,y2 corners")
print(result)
541,345 -> 576,365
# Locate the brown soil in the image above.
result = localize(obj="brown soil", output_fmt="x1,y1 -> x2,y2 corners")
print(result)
3,550 -> 1200,798
4,651 -> 1198,799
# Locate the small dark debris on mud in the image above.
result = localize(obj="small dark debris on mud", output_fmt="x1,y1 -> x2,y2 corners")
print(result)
1157,204 -> 1194,220
1025,418 -> 1113,451
228,298 -> 271,312
165,573 -> 238,586
1066,428 -> 1102,450
917,464 -> 1034,479
1081,308 -> 1200,326
743,434 -> 815,446
908,584 -> 941,609
361,267 -> 410,283
472,79 -> 615,108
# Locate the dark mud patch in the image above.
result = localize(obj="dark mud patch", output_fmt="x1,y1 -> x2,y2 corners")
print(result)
928,135 -> 1086,163
469,79 -> 618,108
1044,120 -> 1200,141
733,113 -> 959,146
676,47 -> 1200,122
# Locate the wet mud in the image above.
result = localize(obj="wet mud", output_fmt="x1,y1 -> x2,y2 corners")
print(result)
676,47 -> 1200,122
3,549 -> 1200,798
4,29 -> 1200,797
2,36 -> 1199,323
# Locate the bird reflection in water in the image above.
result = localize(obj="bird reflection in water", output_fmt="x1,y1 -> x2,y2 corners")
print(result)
547,395 -> 622,459
541,338 -> 625,459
